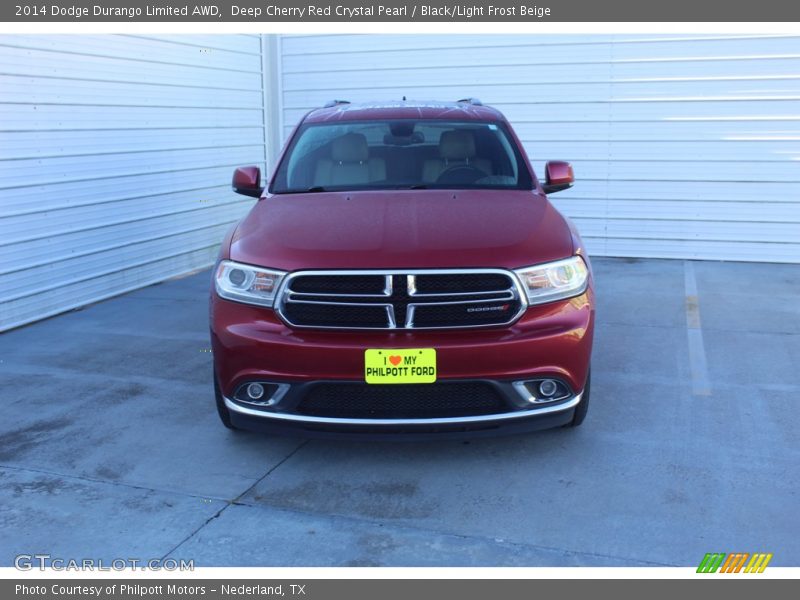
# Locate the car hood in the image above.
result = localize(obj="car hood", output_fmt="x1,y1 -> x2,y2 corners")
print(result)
229,189 -> 574,271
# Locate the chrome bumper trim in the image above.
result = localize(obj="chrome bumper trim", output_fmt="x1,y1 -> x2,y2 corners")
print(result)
223,390 -> 582,426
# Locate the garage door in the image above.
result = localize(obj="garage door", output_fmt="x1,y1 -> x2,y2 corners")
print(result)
0,34 -> 267,331
277,34 -> 800,264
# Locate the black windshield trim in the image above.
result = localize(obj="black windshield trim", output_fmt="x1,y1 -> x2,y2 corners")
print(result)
277,184 -> 530,194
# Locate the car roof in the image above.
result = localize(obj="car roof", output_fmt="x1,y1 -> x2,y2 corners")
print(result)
303,100 -> 506,124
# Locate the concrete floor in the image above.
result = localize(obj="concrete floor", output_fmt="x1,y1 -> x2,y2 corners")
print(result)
0,257 -> 798,567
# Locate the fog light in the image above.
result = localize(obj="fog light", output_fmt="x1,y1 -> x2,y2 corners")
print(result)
539,379 -> 558,397
246,383 -> 265,400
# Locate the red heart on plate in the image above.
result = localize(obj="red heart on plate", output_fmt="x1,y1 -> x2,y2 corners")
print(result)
389,355 -> 402,366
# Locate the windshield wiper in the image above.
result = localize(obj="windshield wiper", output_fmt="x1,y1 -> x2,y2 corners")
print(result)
280,185 -> 430,194
276,186 -> 330,194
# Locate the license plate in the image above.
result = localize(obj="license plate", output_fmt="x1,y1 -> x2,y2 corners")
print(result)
364,348 -> 437,384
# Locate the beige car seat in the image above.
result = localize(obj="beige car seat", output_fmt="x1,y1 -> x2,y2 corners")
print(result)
313,133 -> 386,187
422,130 -> 492,183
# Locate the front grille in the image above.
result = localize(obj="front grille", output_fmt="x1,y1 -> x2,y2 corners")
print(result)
410,299 -> 516,328
282,303 -> 390,328
277,270 -> 525,330
290,274 -> 388,296
296,382 -> 507,419
413,273 -> 511,295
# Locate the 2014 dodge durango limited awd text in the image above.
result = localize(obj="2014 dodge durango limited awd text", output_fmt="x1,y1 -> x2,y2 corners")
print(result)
210,99 -> 595,438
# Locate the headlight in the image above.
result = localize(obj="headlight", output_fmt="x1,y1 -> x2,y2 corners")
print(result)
514,256 -> 589,305
214,260 -> 286,307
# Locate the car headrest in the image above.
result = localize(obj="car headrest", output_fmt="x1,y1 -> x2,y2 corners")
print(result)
331,133 -> 369,163
439,130 -> 477,161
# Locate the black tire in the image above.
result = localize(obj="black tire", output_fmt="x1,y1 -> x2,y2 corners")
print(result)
214,371 -> 240,430
566,369 -> 591,428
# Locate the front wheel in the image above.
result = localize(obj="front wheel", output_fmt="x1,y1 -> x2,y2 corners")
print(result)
214,370 -> 241,431
566,369 -> 591,428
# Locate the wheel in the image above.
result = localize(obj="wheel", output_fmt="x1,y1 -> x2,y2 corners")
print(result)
565,369 -> 591,428
214,370 -> 240,430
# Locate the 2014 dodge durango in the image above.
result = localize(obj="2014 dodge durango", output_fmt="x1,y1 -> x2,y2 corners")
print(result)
210,99 -> 595,438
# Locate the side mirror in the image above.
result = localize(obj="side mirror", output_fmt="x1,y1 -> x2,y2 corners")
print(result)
542,161 -> 574,194
232,166 -> 263,198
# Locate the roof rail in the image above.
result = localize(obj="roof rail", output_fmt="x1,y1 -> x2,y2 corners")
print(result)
323,99 -> 351,108
457,97 -> 483,106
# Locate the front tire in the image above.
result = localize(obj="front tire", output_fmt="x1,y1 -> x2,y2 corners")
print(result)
214,371 -> 240,430
566,369 -> 591,428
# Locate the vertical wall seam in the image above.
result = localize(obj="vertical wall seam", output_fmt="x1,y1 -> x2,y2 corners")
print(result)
259,33 -> 270,173
275,34 -> 285,148
260,34 -> 283,174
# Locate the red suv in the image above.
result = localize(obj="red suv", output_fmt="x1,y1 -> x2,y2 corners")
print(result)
210,99 -> 594,438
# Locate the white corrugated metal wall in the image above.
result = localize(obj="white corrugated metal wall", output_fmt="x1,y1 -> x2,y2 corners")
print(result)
0,34 -> 267,331
277,34 -> 800,264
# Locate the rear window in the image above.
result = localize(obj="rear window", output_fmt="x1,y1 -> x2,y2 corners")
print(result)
270,119 -> 533,193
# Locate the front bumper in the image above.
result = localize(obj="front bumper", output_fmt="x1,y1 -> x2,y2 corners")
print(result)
211,289 -> 594,437
224,384 -> 583,439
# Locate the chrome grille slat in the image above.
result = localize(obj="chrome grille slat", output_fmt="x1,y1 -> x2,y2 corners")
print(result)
288,274 -> 392,296
408,288 -> 515,297
409,292 -> 515,306
276,269 -> 527,330
288,292 -> 391,298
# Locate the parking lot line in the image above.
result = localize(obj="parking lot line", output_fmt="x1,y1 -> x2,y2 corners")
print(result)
683,261 -> 712,397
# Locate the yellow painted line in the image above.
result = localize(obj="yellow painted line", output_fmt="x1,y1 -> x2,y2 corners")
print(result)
758,553 -> 773,573
744,554 -> 758,573
746,554 -> 765,573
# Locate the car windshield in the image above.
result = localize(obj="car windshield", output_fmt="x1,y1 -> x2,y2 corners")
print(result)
270,119 -> 533,193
